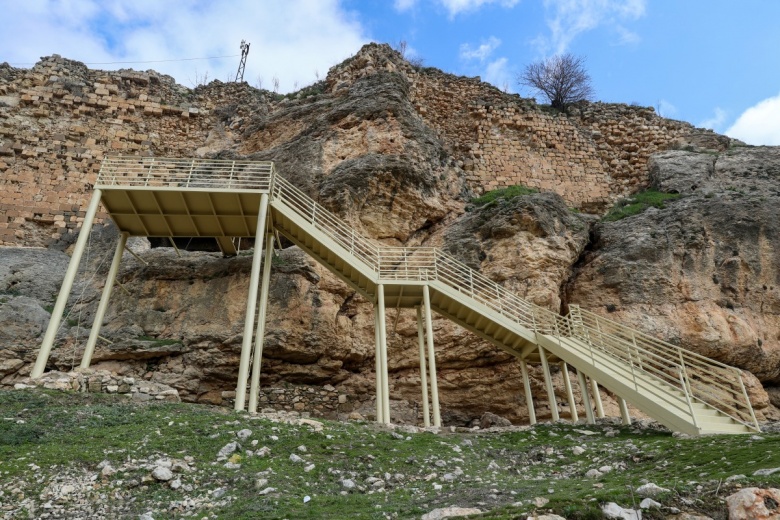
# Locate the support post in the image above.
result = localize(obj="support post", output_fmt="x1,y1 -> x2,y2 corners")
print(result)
538,346 -> 559,421
560,362 -> 578,422
81,232 -> 128,369
374,305 -> 384,423
416,306 -> 431,428
377,284 -> 391,424
235,193 -> 269,411
32,188 -> 103,378
590,379 -> 605,418
577,370 -> 595,424
422,285 -> 441,427
248,232 -> 275,413
520,359 -> 536,425
618,397 -> 631,425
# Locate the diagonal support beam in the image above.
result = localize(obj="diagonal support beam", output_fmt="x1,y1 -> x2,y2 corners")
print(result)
81,232 -> 128,369
32,188 -> 103,378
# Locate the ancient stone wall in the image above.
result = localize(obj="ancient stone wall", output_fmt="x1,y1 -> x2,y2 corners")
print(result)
0,55 -> 268,247
1,47 -> 725,248
327,44 -> 716,210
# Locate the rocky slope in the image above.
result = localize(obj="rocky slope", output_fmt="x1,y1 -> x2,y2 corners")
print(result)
1,43 -> 779,424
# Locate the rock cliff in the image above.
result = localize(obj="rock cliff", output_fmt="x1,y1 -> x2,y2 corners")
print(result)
1,43 -> 778,424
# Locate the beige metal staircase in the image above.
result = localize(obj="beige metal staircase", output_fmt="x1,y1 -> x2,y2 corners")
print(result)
268,167 -> 760,435
53,157 -> 760,435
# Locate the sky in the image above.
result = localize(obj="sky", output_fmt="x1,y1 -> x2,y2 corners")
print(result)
2,0 -> 779,145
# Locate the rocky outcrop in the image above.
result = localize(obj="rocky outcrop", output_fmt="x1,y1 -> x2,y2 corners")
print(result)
566,146 -> 780,418
2,43 -> 779,425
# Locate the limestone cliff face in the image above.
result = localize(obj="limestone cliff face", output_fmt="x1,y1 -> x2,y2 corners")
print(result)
565,146 -> 780,417
1,43 -> 779,424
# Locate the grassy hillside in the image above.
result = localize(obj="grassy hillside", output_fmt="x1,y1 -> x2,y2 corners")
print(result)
1,389 -> 778,519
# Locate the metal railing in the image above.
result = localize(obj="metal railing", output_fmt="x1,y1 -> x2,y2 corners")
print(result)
565,306 -> 759,430
96,157 -> 274,191
96,156 -> 759,432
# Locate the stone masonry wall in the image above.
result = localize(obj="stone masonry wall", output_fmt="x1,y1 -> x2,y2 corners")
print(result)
328,43 -> 716,211
0,55 -> 269,247
1,47 -> 722,249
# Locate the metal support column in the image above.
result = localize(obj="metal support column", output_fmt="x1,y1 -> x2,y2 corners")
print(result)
235,193 -> 269,411
81,232 -> 128,369
590,379 -> 605,418
32,188 -> 103,378
618,397 -> 632,426
416,306 -> 431,428
577,370 -> 595,425
520,359 -> 536,425
374,305 -> 384,423
422,285 -> 441,427
560,362 -> 578,422
377,284 -> 391,424
538,346 -> 559,421
248,232 -> 275,414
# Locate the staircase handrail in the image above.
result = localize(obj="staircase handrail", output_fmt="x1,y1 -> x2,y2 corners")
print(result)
271,175 -> 381,273
568,306 -> 759,430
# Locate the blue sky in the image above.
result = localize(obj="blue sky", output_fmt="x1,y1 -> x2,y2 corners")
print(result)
2,0 -> 779,144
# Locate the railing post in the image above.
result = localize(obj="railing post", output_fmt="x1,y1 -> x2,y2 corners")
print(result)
626,347 -> 638,391
678,351 -> 694,400
679,367 -> 699,430
736,369 -> 760,431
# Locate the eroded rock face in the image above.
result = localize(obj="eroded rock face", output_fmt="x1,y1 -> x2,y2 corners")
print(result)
440,192 -> 591,310
566,147 -> 780,417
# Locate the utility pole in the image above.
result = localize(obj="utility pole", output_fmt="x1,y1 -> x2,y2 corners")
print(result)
235,40 -> 250,82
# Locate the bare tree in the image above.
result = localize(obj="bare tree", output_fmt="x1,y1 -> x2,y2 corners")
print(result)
519,53 -> 594,111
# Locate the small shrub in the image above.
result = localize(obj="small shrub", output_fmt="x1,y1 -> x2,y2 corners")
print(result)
470,185 -> 538,207
603,190 -> 681,222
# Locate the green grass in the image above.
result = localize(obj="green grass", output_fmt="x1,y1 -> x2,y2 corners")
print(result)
1,389 -> 778,519
603,190 -> 682,222
470,185 -> 539,208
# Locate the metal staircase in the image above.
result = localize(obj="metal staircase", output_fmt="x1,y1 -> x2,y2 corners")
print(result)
269,167 -> 760,435
40,157 -> 760,435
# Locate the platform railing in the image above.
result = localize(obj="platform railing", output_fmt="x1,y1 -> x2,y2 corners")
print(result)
96,157 -> 274,191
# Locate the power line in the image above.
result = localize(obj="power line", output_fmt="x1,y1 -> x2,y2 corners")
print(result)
8,54 -> 240,67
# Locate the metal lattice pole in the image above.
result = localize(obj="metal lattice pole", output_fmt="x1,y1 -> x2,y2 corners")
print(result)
235,40 -> 250,82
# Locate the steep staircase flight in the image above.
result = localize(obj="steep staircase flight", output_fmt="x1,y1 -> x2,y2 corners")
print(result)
42,157 -> 760,435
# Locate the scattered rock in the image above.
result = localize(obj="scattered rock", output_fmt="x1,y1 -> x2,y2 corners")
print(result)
217,442 -> 238,460
151,467 -> 173,482
236,429 -> 252,441
479,412 -> 512,429
726,487 -> 780,520
636,483 -> 670,497
421,507 -> 483,520
289,454 -> 304,463
602,502 -> 641,520
639,498 -> 661,509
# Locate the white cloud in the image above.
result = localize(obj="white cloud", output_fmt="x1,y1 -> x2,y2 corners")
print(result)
656,99 -> 678,119
726,94 -> 780,145
439,0 -> 520,17
699,107 -> 727,131
2,0 -> 368,92
459,36 -> 502,62
483,57 -> 514,92
540,0 -> 646,54
394,0 -> 418,11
